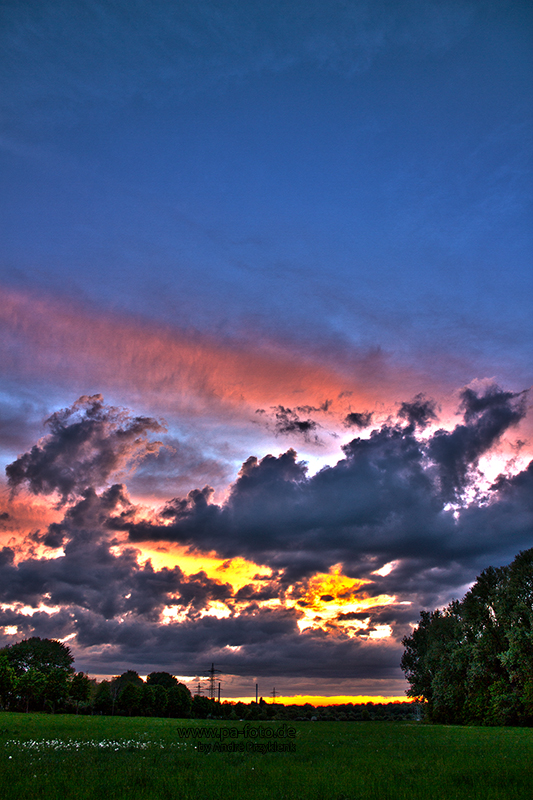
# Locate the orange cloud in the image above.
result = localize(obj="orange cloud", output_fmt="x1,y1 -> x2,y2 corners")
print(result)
0,489 -> 63,561
140,542 -> 269,592
284,567 -> 396,636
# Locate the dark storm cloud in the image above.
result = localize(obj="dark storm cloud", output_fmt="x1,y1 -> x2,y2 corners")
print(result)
1,419 -> 401,683
234,583 -> 283,602
6,395 -> 164,502
3,551 -> 390,682
11,602 -> 401,684
492,457 -> 533,508
2,386 -> 531,685
273,411 -> 318,440
0,479 -> 233,627
129,384 -> 531,607
397,393 -> 438,430
0,608 -> 76,642
296,401 -> 332,414
256,406 -> 322,443
344,411 -> 373,429
428,385 -> 527,500
0,546 -> 15,567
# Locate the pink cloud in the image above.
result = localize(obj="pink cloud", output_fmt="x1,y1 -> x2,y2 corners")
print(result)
1,287 -> 429,420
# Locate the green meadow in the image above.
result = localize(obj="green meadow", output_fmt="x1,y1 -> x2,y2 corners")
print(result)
0,713 -> 531,800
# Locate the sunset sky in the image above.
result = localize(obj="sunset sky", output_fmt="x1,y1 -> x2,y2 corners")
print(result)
1,0 -> 532,702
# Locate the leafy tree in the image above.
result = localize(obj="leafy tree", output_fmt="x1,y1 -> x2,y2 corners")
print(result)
109,671 -> 144,715
490,549 -> 533,724
42,667 -> 71,713
0,656 -> 16,709
146,671 -> 178,689
69,672 -> 93,714
1,637 -> 74,677
191,694 -> 217,719
401,548 -> 533,725
118,682 -> 142,716
16,668 -> 46,713
93,680 -> 113,715
0,637 -> 76,713
149,684 -> 168,717
166,683 -> 192,718
111,670 -> 144,696
132,684 -> 154,716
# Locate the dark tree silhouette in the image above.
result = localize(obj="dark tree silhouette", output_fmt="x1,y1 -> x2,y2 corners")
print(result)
69,672 -> 93,714
167,683 -> 192,718
402,548 -> 533,725
1,637 -> 74,712
0,657 -> 15,709
2,637 -> 74,677
146,671 -> 178,689
191,694 -> 217,719
93,680 -> 113,715
119,682 -> 142,716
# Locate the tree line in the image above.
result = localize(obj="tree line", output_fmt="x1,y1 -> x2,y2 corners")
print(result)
0,636 -> 416,720
0,639 -> 195,717
401,547 -> 533,726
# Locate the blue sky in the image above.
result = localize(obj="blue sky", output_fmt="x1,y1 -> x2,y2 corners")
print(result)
3,0 -> 531,367
0,1 -> 532,698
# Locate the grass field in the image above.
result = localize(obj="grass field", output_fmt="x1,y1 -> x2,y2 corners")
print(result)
0,713 -> 531,800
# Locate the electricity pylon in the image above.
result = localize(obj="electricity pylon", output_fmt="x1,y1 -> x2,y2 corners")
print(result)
207,663 -> 222,700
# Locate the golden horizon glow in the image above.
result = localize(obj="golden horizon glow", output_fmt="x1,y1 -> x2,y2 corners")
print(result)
222,695 -> 411,706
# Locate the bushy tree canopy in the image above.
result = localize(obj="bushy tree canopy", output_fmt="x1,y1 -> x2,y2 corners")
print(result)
401,548 -> 533,725
111,670 -> 144,697
146,671 -> 178,689
0,638 -> 75,712
1,637 -> 74,677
